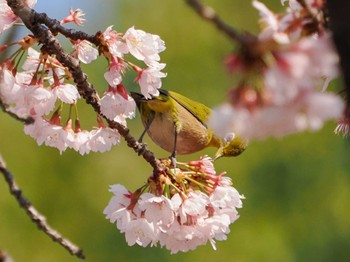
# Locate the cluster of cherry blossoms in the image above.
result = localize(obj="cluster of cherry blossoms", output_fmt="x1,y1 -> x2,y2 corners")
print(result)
0,1 -> 166,154
104,156 -> 243,254
209,0 -> 347,140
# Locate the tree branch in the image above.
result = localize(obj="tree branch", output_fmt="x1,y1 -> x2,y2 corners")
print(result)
185,0 -> 256,46
0,154 -> 85,259
326,0 -> 350,115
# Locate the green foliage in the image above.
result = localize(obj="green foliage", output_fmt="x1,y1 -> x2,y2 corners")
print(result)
0,1 -> 349,261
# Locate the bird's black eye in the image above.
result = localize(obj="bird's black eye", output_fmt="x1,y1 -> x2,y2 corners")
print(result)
224,132 -> 236,142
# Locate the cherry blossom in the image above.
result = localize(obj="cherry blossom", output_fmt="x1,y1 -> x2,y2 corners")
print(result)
24,117 -> 70,154
125,219 -> 157,248
100,85 -> 136,124
188,155 -> 216,176
123,26 -> 166,63
103,58 -> 126,87
88,126 -> 120,153
136,62 -> 167,99
43,124 -> 72,154
0,67 -> 32,109
103,26 -> 129,58
103,184 -> 133,231
24,116 -> 50,145
14,85 -> 56,117
138,193 -> 175,227
0,66 -> 16,103
181,191 -> 209,217
253,0 -> 290,44
66,129 -> 91,155
60,8 -> 86,26
159,221 -> 207,254
21,47 -> 42,71
72,40 -> 98,64
335,118 -> 350,137
52,83 -> 80,104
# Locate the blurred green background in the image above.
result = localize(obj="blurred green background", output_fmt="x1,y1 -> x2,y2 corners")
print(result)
1,0 -> 350,261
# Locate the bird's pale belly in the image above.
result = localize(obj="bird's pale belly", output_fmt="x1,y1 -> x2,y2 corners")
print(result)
146,111 -> 210,155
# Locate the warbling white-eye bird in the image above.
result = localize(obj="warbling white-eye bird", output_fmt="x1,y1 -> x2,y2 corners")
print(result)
130,89 -> 247,160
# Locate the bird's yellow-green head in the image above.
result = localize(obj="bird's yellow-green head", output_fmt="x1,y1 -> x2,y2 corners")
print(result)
214,133 -> 248,160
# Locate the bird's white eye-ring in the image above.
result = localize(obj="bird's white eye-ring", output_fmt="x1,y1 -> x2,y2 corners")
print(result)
224,132 -> 236,142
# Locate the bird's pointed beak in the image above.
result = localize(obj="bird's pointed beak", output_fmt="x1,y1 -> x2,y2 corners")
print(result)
213,147 -> 224,161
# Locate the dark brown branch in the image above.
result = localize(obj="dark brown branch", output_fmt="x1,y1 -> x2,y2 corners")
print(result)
33,12 -> 99,45
0,155 -> 85,259
326,0 -> 350,115
0,98 -> 34,124
6,0 -> 160,171
185,0 -> 256,46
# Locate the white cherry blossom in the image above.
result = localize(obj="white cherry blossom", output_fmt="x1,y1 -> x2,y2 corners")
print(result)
14,85 -> 56,117
138,193 -> 175,227
0,67 -> 15,103
72,40 -> 98,64
100,88 -> 136,125
104,58 -> 126,87
125,218 -> 157,247
53,83 -> 80,104
103,26 -> 129,58
137,62 -> 166,99
123,26 -> 166,63
253,0 -> 290,44
88,127 -> 120,153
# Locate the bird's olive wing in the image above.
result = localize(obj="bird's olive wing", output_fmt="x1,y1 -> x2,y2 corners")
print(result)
168,91 -> 211,127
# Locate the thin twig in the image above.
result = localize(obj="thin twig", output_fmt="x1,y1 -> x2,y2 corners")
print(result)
0,154 -> 85,259
0,26 -> 19,64
185,0 -> 255,46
